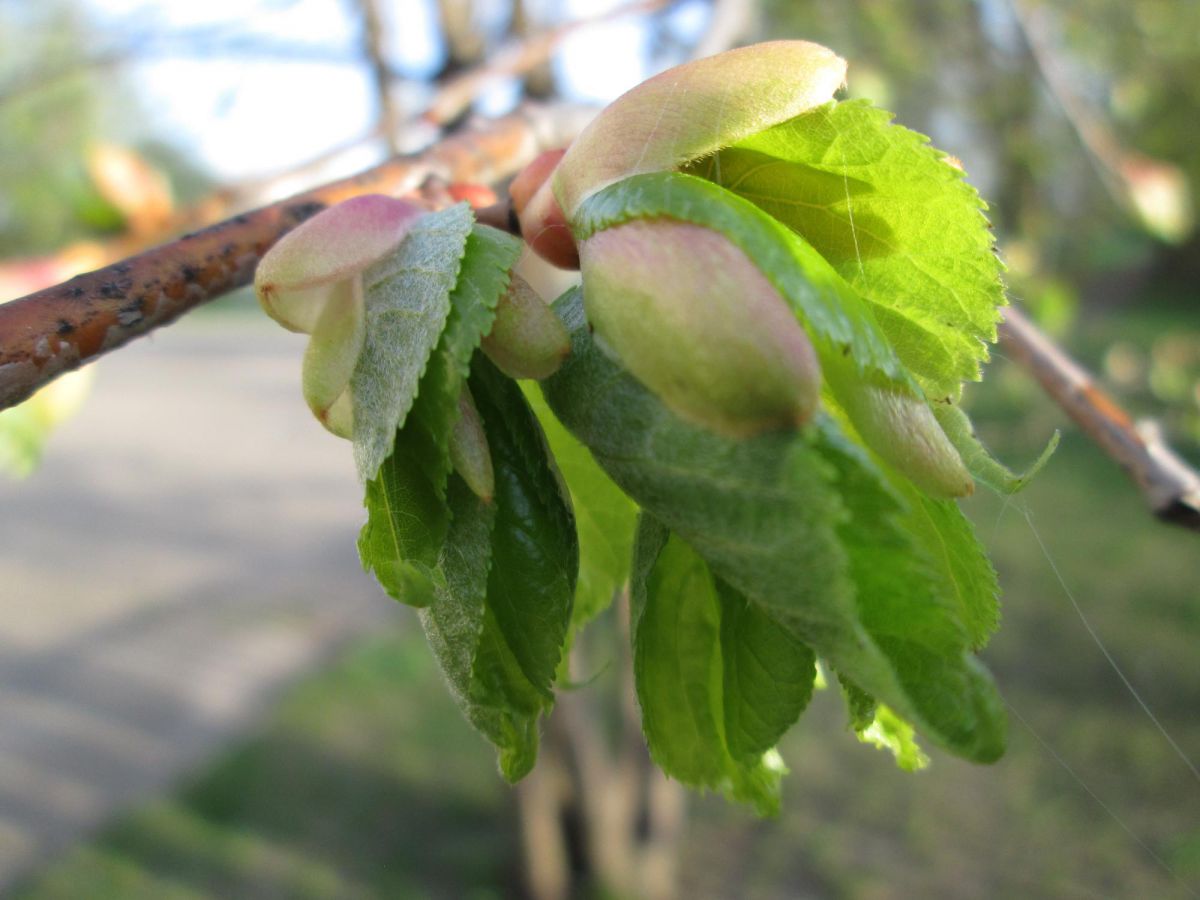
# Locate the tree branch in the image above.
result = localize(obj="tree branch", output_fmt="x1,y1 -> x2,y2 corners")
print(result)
355,0 -> 402,155
999,305 -> 1200,530
423,0 -> 675,127
0,104 -> 583,411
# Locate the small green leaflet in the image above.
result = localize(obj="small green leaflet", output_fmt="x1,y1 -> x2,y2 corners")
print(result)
631,516 -> 813,814
542,288 -> 1006,762
351,202 -> 474,482
893,482 -> 1002,650
358,224 -> 521,606
821,393 -> 1003,649
816,423 -> 1005,761
686,99 -> 1006,401
857,705 -> 930,772
573,172 -> 918,399
523,383 -> 638,633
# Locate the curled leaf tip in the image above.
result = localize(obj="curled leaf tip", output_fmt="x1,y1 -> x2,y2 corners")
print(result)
934,403 -> 1058,494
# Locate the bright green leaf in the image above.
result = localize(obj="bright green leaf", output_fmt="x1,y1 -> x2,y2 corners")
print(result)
631,516 -> 809,814
894,481 -> 1002,650
688,99 -> 1005,400
815,424 -> 1005,760
523,382 -> 638,632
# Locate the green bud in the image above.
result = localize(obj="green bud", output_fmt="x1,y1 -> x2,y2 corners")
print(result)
579,219 -> 820,437
480,274 -> 571,380
836,379 -> 974,498
448,385 -> 494,503
300,277 -> 364,438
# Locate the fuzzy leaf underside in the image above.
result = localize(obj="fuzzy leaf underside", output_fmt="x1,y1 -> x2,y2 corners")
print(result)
418,358 -> 579,782
542,288 -> 1005,762
352,203 -> 475,481
686,99 -> 1006,401
419,478 -> 545,781
353,222 -> 574,779
358,224 -> 519,606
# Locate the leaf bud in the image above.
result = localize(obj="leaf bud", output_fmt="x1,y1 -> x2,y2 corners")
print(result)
579,219 -> 820,437
448,385 -> 495,503
552,41 -> 846,220
510,149 -> 578,270
254,194 -> 424,436
480,274 -> 571,380
837,381 -> 974,498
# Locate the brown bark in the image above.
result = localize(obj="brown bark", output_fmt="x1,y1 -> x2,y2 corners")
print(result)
0,105 -> 579,411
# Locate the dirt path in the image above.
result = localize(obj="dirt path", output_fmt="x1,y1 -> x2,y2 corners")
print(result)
0,308 -> 398,887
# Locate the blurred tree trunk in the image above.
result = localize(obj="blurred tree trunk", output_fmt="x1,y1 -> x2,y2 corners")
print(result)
510,0 -> 557,100
515,593 -> 687,900
437,0 -> 487,77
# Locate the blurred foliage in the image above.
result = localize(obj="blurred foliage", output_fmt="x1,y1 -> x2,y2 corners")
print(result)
0,369 -> 94,478
14,351 -> 1199,896
0,1 -> 210,257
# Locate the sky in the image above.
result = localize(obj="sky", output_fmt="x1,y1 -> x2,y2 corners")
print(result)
72,0 -> 709,184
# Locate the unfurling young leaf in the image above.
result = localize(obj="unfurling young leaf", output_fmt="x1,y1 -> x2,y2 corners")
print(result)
631,517 -> 813,814
254,194 -> 425,438
417,359 -> 577,780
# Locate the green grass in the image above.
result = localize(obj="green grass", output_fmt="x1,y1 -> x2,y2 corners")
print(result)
15,307 -> 1200,899
12,633 -> 519,900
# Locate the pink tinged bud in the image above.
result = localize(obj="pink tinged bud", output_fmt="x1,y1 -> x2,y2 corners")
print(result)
510,149 -> 578,270
553,41 -> 847,219
579,220 -> 820,437
480,274 -> 571,380
842,384 -> 974,498
449,386 -> 495,503
254,194 -> 424,437
255,194 -> 424,333
301,277 -> 364,438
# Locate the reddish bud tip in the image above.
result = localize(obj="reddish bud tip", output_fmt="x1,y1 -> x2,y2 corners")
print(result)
511,149 -> 579,270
